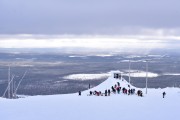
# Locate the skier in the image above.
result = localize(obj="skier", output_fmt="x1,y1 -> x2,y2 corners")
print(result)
162,92 -> 166,98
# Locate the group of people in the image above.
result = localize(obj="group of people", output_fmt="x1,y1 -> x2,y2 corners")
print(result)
137,90 -> 143,97
78,83 -> 167,99
89,90 -> 104,96
86,82 -> 143,97
122,88 -> 136,95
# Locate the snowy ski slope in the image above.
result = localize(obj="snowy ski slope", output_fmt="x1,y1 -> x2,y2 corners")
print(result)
0,71 -> 180,120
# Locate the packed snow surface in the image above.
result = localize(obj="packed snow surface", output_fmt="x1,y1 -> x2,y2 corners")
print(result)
0,71 -> 180,120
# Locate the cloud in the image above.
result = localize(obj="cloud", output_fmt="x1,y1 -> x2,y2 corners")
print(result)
0,0 -> 180,34
0,34 -> 179,50
1,33 -> 180,55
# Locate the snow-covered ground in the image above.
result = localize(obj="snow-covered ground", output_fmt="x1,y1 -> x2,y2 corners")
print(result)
0,71 -> 180,120
63,73 -> 110,80
123,70 -> 159,78
69,55 -> 88,58
164,73 -> 180,76
94,54 -> 114,57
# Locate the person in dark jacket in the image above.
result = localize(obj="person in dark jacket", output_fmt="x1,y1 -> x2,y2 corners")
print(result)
108,89 -> 111,96
117,82 -> 120,86
111,86 -> 114,91
105,90 -> 107,96
89,91 -> 92,96
140,91 -> 143,97
111,86 -> 116,93
79,91 -> 81,96
128,89 -> 131,95
163,92 -> 166,98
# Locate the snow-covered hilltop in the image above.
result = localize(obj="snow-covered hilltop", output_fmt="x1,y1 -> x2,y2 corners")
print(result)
0,71 -> 180,120
82,71 -> 138,96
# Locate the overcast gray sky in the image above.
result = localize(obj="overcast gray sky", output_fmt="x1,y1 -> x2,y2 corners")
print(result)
1,0 -> 180,35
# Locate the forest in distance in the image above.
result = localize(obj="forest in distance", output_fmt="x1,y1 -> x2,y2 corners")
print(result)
0,49 -> 180,96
